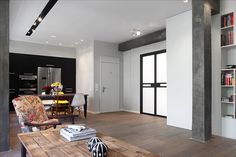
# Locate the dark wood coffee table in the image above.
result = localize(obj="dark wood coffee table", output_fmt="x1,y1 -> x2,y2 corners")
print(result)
18,128 -> 159,157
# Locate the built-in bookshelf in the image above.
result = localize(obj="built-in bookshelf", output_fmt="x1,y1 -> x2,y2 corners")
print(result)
220,11 -> 236,139
221,12 -> 234,47
221,69 -> 236,119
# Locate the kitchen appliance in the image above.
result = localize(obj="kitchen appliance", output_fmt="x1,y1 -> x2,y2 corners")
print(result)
19,73 -> 37,95
37,67 -> 61,94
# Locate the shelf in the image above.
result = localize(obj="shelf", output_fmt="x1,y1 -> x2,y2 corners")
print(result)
221,68 -> 236,71
221,85 -> 235,87
221,44 -> 236,49
221,25 -> 234,30
222,115 -> 235,119
222,101 -> 235,104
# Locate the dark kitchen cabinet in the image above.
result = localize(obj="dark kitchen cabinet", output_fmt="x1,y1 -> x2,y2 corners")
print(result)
9,53 -> 76,111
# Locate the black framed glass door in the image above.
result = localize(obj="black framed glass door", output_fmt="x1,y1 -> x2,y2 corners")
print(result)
140,49 -> 167,117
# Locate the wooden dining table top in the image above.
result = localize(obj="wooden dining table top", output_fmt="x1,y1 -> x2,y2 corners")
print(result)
18,127 -> 159,157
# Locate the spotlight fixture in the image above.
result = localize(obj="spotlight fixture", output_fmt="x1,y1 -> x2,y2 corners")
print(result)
80,39 -> 84,42
38,17 -> 43,22
26,0 -> 58,36
183,0 -> 188,3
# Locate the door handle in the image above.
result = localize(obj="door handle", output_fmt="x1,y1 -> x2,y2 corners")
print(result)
102,87 -> 106,93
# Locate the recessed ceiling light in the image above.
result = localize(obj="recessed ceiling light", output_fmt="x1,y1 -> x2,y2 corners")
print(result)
59,43 -> 62,46
131,29 -> 142,37
80,39 -> 84,42
46,41 -> 49,44
136,31 -> 141,36
50,35 -> 56,38
74,42 -> 79,45
183,0 -> 188,3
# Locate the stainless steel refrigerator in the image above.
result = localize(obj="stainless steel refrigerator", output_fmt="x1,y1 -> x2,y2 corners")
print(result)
37,67 -> 61,94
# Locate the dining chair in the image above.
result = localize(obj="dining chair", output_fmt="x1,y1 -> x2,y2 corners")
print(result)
71,93 -> 85,118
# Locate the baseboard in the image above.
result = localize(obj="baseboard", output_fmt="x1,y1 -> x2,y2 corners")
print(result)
87,110 -> 100,114
120,109 -> 140,114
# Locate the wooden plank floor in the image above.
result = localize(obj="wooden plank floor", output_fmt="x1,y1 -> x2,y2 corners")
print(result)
2,111 -> 236,157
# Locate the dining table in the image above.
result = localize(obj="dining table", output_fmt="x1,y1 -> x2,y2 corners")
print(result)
38,93 -> 88,123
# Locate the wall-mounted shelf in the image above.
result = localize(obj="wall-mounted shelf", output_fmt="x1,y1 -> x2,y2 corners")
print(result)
221,44 -> 236,49
222,101 -> 235,104
221,25 -> 234,30
221,85 -> 235,87
221,68 -> 236,71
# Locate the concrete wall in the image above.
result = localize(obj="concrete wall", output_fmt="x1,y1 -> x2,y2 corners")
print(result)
10,40 -> 76,58
166,10 -> 192,130
93,40 -> 122,113
76,41 -> 94,111
0,0 -> 9,152
123,41 -> 166,113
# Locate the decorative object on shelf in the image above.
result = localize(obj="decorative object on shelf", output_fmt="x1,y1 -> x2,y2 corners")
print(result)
87,137 -> 103,152
226,65 -> 236,69
42,86 -> 52,94
51,82 -> 63,95
92,142 -> 108,157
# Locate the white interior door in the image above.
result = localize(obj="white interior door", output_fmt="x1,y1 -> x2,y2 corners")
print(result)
100,58 -> 119,113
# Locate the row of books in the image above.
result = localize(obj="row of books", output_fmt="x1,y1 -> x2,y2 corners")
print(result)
221,31 -> 234,46
60,126 -> 96,141
221,13 -> 234,27
221,73 -> 235,86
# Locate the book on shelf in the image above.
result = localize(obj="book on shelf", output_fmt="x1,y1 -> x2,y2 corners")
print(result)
221,73 -> 235,85
221,31 -> 234,46
60,127 -> 97,141
222,12 -> 234,27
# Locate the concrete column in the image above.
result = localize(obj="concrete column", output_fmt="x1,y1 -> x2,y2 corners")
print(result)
192,0 -> 213,142
0,0 -> 9,152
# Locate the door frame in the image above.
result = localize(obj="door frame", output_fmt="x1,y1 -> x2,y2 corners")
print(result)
100,56 -> 120,113
140,49 -> 166,117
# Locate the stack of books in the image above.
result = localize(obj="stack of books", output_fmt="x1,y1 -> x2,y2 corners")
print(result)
60,126 -> 96,141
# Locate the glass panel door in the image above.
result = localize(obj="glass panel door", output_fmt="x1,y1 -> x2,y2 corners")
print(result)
141,55 -> 155,114
156,53 -> 167,116
140,50 -> 167,117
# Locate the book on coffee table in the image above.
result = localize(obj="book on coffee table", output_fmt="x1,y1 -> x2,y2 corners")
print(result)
60,127 -> 96,141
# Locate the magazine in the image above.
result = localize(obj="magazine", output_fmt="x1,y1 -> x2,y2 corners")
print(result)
60,127 -> 96,137
60,126 -> 96,141
60,131 -> 96,141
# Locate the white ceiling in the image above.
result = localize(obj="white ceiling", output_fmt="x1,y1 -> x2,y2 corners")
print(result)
10,0 -> 192,47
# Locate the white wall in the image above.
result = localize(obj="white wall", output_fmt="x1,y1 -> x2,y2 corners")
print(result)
123,41 -> 166,113
166,10 -> 192,130
211,14 -> 221,136
76,41 -> 95,111
94,40 -> 122,113
10,40 -> 76,58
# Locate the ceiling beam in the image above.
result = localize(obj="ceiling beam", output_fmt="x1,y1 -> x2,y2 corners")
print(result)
118,29 -> 166,52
